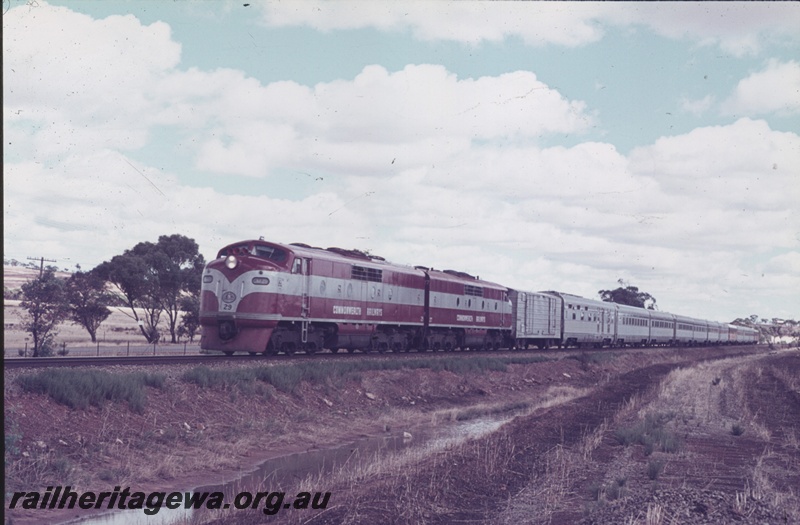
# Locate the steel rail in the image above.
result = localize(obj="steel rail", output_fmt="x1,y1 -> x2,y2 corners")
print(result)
3,344 -> 759,369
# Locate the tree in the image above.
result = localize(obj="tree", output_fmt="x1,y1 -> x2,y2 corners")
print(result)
94,234 -> 205,344
598,279 -> 657,309
149,234 -> 205,343
732,315 -> 800,346
64,271 -> 113,342
94,249 -> 162,343
20,267 -> 68,356
177,295 -> 200,343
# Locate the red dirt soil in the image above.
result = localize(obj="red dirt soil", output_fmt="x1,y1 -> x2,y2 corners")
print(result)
5,345 -> 796,525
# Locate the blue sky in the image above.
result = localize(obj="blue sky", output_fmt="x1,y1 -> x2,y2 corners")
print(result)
4,1 -> 799,322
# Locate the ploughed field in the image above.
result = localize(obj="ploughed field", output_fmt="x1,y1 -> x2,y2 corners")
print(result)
4,344 -> 798,524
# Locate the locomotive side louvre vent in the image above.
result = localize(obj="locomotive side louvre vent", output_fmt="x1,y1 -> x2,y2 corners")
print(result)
464,284 -> 484,297
351,265 -> 383,283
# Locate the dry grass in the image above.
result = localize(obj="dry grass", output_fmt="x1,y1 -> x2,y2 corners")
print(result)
186,383 -> 596,525
499,350 -> 800,524
645,503 -> 665,525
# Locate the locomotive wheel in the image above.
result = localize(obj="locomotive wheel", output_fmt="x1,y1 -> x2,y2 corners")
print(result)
224,351 -> 234,356
330,347 -> 340,354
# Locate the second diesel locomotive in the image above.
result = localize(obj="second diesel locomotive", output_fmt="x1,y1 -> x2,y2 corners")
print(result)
199,239 -> 758,355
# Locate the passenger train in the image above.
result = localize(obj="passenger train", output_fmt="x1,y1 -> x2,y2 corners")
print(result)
199,239 -> 759,355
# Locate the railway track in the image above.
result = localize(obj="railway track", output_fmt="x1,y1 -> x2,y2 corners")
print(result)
3,348 -> 556,369
2,344 -> 760,369
2,354 -> 240,369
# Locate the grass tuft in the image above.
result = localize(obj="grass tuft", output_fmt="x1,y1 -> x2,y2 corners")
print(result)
182,355 -> 553,394
613,412 -> 682,454
16,369 -> 166,414
647,459 -> 665,480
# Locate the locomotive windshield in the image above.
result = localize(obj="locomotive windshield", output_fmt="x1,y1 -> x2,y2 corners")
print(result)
217,243 -> 288,264
253,244 -> 287,263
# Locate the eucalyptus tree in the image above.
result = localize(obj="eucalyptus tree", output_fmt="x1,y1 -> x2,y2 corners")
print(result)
64,270 -> 113,343
20,267 -> 68,356
598,279 -> 657,310
94,234 -> 205,344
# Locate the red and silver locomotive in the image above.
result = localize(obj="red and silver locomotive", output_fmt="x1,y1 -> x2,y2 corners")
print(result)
201,239 -> 759,355
200,239 -> 512,355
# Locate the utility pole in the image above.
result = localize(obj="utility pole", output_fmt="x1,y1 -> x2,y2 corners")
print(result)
26,256 -> 57,278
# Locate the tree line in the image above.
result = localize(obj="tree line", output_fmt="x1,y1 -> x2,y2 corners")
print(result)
11,234 -> 205,357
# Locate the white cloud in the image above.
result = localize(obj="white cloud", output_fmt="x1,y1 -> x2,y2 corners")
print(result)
629,118 -> 800,213
191,64 -> 594,178
3,2 -> 181,161
257,1 -> 800,53
721,59 -> 800,116
631,2 -> 800,57
680,95 -> 714,116
259,1 -> 608,47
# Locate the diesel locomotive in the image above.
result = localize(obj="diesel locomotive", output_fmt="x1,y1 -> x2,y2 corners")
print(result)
199,239 -> 758,355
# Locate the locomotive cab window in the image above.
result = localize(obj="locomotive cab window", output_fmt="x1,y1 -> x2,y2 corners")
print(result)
253,245 -> 288,263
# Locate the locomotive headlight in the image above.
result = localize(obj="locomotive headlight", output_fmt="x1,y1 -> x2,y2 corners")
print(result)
225,255 -> 238,269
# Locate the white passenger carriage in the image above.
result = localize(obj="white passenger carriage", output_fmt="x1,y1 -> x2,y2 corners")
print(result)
673,315 -> 707,345
616,304 -> 651,346
707,321 -> 725,345
544,292 -> 616,348
649,310 -> 676,345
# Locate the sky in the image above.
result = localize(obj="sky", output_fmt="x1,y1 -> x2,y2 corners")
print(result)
3,1 -> 799,323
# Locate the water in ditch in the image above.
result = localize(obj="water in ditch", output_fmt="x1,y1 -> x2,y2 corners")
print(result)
60,412 -> 518,524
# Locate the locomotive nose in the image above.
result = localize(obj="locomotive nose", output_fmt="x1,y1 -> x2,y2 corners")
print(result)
218,320 -> 237,341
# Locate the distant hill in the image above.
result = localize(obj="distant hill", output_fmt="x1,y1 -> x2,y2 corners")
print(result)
4,265 -> 73,292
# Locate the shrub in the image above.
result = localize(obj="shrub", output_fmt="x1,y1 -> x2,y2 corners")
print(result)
614,412 -> 682,454
182,355 -> 553,394
16,369 -> 166,414
731,423 -> 745,436
647,459 -> 664,480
